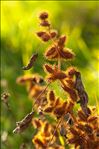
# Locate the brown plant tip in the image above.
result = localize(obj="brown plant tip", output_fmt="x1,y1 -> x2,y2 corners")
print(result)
22,53 -> 38,70
39,12 -> 48,20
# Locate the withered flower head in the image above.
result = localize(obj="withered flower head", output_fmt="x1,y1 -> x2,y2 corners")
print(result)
13,11 -> 99,149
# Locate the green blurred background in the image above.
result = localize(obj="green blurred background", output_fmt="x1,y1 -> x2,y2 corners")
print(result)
1,1 -> 99,149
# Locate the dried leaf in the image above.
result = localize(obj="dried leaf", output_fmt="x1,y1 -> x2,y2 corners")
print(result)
78,110 -> 87,122
16,75 -> 43,85
22,53 -> 38,70
58,35 -> 66,46
54,102 -> 67,116
33,138 -> 46,148
32,119 -> 42,129
45,46 -> 56,57
40,20 -> 50,27
49,90 -> 55,102
44,64 -> 54,74
54,71 -> 67,80
67,67 -> 77,77
62,84 -> 77,102
44,106 -> 54,113
88,116 -> 98,123
36,31 -> 46,37
70,127 -> 79,136
50,30 -> 58,38
65,78 -> 75,88
58,48 -> 75,60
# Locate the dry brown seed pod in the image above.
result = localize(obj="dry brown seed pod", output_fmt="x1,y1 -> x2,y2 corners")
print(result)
54,98 -> 60,107
40,20 -> 50,27
54,71 -> 67,80
32,119 -> 42,129
44,106 -> 54,113
88,116 -> 98,123
58,35 -> 66,46
39,12 -> 48,20
33,138 -> 46,148
75,123 -> 85,131
84,124 -> 93,134
78,110 -> 87,122
65,78 -> 75,88
61,84 -> 77,102
70,127 -> 79,136
22,53 -> 38,70
58,48 -> 75,60
36,31 -> 46,37
68,137 -> 78,144
54,102 -> 67,116
16,75 -> 43,86
41,33 -> 51,42
44,64 -> 54,73
66,101 -> 74,112
44,122 -> 49,133
50,30 -> 58,38
49,90 -> 55,102
67,67 -> 77,77
45,46 -> 56,57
